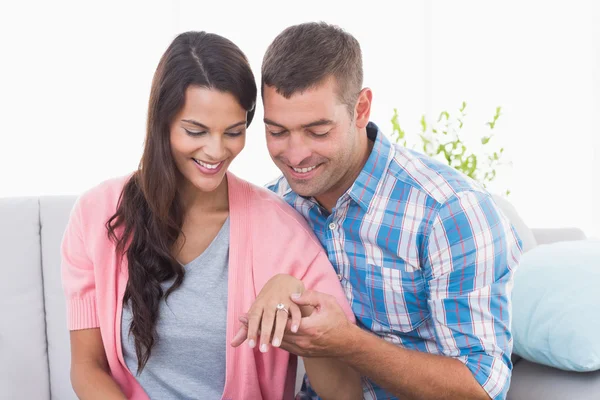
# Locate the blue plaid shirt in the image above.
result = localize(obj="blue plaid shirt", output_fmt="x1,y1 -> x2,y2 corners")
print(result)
268,122 -> 522,400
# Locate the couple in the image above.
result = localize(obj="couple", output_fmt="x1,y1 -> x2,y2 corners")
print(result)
61,22 -> 521,400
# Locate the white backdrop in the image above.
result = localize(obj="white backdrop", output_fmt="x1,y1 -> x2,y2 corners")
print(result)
1,0 -> 598,237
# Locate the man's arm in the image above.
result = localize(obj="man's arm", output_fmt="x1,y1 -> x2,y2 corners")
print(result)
421,190 -> 521,399
287,292 -> 489,400
342,325 -> 490,400
285,191 -> 521,400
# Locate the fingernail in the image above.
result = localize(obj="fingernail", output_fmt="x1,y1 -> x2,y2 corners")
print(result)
272,338 -> 280,347
291,293 -> 301,299
291,324 -> 298,333
248,339 -> 255,348
260,344 -> 268,353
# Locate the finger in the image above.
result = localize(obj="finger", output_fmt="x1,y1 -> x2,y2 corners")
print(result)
246,309 -> 263,349
230,324 -> 248,347
259,306 -> 276,353
282,316 -> 309,335
279,325 -> 299,346
288,303 -> 302,333
279,337 -> 309,357
290,290 -> 324,308
299,304 -> 315,318
240,316 -> 264,337
279,341 -> 302,355
272,308 -> 289,348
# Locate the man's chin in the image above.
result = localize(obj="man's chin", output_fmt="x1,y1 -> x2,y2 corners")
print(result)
285,177 -> 317,198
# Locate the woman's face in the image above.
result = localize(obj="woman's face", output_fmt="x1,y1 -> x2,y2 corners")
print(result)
170,86 -> 247,194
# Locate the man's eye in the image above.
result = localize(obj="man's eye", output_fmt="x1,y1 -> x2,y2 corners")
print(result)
269,130 -> 286,137
310,130 -> 330,137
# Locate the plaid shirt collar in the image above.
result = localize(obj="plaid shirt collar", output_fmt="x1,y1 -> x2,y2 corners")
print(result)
281,121 -> 395,213
347,121 -> 395,212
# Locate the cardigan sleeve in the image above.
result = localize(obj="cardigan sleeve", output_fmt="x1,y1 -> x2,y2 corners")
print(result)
300,250 -> 356,323
61,198 -> 100,330
250,190 -> 355,323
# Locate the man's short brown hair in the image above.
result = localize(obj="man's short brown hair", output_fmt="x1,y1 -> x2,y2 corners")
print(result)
262,22 -> 363,111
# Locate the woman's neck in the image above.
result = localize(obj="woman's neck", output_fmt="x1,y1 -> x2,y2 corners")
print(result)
179,175 -> 230,214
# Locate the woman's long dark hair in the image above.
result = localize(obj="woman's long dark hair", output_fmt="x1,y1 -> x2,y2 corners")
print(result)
106,31 -> 256,372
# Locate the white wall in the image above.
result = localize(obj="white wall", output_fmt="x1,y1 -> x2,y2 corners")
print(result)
429,0 -> 598,237
594,0 -> 600,239
0,0 -> 598,236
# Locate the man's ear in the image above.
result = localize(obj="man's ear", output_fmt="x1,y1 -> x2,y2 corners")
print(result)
353,88 -> 372,129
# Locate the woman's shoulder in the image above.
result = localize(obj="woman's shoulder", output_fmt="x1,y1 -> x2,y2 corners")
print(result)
73,173 -> 133,221
230,174 -> 322,249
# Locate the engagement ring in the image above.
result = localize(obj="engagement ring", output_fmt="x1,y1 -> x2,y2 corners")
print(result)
276,303 -> 289,315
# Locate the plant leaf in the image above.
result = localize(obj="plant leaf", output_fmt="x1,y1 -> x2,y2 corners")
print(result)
438,111 -> 450,122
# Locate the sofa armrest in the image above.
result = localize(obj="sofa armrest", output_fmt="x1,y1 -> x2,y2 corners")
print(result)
531,228 -> 587,245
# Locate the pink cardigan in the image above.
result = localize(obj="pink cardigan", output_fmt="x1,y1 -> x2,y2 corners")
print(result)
61,172 -> 354,400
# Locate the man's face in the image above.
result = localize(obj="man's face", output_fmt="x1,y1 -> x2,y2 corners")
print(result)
263,77 -> 361,202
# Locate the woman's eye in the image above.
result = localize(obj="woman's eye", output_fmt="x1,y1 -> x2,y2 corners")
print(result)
184,129 -> 206,137
226,131 -> 244,137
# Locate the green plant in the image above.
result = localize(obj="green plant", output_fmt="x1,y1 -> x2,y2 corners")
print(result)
391,101 -> 510,196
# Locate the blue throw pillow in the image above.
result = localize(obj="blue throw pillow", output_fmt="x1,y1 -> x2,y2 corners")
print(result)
512,240 -> 600,371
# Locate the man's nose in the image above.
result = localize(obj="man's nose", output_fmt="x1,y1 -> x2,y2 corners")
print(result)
286,133 -> 312,166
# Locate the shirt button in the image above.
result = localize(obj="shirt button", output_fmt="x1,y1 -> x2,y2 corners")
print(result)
328,222 -> 337,230
337,273 -> 343,281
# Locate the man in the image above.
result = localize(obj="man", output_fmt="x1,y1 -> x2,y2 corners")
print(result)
261,22 -> 521,400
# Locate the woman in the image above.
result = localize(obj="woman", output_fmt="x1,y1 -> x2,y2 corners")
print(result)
61,31 -> 362,400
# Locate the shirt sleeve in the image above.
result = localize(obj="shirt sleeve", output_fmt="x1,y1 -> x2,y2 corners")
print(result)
422,190 -> 522,400
61,198 -> 100,330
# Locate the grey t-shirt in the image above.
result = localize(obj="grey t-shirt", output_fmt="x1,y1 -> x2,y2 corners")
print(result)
121,218 -> 230,399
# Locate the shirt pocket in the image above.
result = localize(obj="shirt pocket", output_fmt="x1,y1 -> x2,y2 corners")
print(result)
366,263 -> 430,333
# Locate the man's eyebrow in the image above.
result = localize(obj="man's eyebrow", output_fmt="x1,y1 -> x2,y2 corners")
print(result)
263,118 -> 286,129
181,119 -> 246,130
263,118 -> 335,130
301,119 -> 335,129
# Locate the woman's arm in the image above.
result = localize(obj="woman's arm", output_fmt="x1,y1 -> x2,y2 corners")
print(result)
62,198 -> 125,398
303,357 -> 362,400
231,273 -> 362,399
290,249 -> 363,399
70,329 -> 127,400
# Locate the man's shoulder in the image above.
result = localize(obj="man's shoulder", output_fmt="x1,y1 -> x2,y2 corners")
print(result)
265,174 -> 292,197
386,144 -> 487,206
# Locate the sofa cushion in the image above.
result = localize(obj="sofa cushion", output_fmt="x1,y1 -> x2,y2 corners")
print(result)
512,240 -> 600,371
491,195 -> 537,252
0,198 -> 50,400
508,360 -> 600,400
40,196 -> 78,400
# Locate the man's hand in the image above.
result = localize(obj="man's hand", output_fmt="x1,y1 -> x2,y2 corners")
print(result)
279,290 -> 356,358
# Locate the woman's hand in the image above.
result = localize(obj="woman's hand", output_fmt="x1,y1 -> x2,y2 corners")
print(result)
230,274 -> 309,353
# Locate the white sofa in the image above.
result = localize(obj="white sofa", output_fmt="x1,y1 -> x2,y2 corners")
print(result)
1,195 -> 598,399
